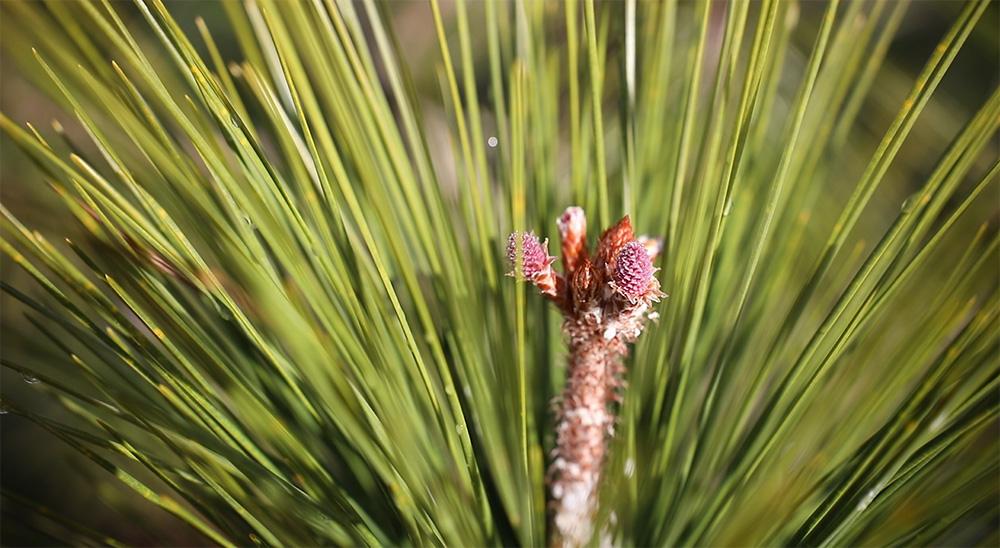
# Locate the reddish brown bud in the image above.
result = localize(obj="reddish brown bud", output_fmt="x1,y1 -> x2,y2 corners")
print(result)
570,259 -> 598,310
595,216 -> 634,273
558,206 -> 588,276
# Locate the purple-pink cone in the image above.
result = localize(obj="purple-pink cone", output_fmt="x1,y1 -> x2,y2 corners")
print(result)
506,232 -> 549,278
613,240 -> 654,301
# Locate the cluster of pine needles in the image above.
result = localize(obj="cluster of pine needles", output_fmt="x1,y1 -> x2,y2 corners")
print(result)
1,0 -> 997,545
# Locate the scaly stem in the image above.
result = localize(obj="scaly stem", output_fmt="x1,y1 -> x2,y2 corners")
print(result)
549,328 -> 626,547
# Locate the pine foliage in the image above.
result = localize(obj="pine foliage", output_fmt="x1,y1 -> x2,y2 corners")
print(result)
1,0 -> 997,545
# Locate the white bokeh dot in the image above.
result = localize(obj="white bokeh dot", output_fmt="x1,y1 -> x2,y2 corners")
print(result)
487,136 -> 498,148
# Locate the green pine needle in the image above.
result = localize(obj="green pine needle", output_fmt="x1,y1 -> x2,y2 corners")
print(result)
1,0 -> 996,545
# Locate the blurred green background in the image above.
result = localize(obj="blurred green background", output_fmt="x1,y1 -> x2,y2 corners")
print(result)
1,1 -> 996,544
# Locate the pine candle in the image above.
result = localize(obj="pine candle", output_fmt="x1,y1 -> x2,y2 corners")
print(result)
508,207 -> 665,547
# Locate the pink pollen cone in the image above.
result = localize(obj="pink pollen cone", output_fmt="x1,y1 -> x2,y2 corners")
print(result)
613,241 -> 654,301
506,231 -> 550,278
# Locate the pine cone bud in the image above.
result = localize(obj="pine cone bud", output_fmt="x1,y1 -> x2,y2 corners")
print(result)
612,241 -> 654,303
506,231 -> 549,279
